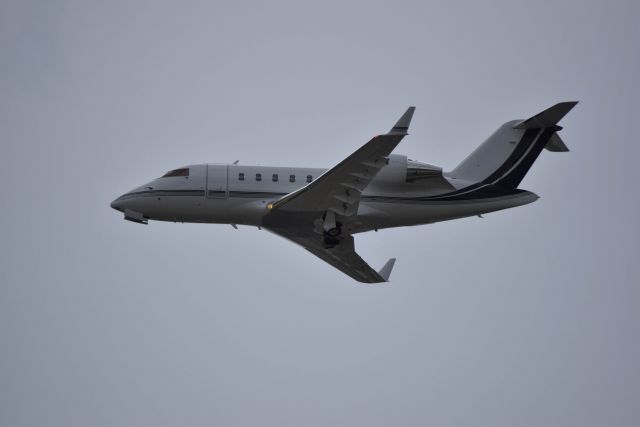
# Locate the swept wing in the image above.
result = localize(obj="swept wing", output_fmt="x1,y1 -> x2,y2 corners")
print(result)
263,107 -> 414,282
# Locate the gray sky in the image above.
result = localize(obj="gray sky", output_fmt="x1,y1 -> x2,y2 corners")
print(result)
1,1 -> 639,426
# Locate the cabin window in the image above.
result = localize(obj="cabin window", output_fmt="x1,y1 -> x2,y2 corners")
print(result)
289,174 -> 295,183
272,174 -> 279,182
162,168 -> 189,177
256,173 -> 262,181
238,172 -> 245,181
306,174 -> 313,183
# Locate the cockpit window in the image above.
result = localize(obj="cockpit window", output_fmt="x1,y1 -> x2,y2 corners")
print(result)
162,168 -> 189,177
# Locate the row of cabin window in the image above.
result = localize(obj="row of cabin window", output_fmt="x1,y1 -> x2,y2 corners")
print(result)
238,173 -> 313,183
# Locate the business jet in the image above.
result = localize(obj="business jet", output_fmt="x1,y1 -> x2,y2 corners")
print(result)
111,102 -> 577,283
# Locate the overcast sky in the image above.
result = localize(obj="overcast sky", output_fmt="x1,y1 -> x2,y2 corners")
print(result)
1,1 -> 639,426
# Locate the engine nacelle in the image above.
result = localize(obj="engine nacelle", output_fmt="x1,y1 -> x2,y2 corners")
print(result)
372,154 -> 444,189
373,154 -> 408,187
406,159 -> 443,182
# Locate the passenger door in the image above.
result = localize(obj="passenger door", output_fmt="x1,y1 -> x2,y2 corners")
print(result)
207,164 -> 228,198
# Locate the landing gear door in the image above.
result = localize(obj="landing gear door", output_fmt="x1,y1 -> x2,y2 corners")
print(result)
207,164 -> 228,198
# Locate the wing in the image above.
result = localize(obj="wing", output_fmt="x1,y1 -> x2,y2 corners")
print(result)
266,226 -> 396,283
263,107 -> 412,282
269,107 -> 415,216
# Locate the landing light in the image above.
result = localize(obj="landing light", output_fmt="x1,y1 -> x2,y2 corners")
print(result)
267,203 -> 273,211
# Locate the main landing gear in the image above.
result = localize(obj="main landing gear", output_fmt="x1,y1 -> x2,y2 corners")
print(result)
323,224 -> 342,248
317,210 -> 343,248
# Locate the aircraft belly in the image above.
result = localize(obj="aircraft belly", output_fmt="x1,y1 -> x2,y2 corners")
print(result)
143,196 -> 267,225
356,192 -> 538,230
130,196 -> 202,222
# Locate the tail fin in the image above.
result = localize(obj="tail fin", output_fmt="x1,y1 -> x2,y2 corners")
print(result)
450,102 -> 577,189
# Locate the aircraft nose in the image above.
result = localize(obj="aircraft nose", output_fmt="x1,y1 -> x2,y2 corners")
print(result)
110,197 -> 125,212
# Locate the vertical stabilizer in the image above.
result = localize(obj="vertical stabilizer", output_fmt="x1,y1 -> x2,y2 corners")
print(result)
450,102 -> 577,189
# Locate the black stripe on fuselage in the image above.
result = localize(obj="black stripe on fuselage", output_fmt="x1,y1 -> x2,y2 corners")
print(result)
116,189 -> 205,200
362,187 -> 527,203
492,127 -> 557,189
480,128 -> 542,185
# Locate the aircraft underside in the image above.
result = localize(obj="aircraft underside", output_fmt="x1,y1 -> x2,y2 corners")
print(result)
118,187 -> 538,233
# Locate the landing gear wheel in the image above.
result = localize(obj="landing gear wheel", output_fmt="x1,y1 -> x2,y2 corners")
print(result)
323,236 -> 340,247
327,227 -> 341,237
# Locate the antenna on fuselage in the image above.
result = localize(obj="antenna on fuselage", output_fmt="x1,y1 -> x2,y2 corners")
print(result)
233,160 -> 239,165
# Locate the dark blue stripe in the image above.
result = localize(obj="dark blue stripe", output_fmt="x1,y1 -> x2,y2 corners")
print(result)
117,190 -> 205,200
493,127 -> 557,188
480,128 -> 542,186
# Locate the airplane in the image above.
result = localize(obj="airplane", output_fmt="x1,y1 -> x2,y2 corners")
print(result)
111,102 -> 577,283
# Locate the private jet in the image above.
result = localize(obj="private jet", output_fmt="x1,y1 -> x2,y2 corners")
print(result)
111,102 -> 577,282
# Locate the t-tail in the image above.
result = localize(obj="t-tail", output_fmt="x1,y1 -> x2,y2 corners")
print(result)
450,102 -> 578,189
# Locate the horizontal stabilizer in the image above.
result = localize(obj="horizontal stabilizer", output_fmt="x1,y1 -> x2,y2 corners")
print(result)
513,101 -> 578,129
378,258 -> 396,282
545,132 -> 569,152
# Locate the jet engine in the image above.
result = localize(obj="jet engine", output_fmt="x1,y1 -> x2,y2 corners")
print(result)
374,154 -> 444,186
405,158 -> 443,182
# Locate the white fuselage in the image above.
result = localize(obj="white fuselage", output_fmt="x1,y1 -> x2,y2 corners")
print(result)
111,159 -> 538,233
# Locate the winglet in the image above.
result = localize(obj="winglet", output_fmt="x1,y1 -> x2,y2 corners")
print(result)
513,101 -> 578,129
378,258 -> 396,282
389,107 -> 416,135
